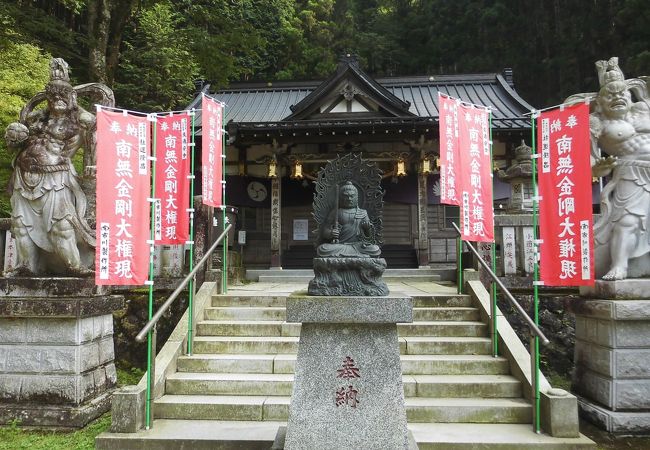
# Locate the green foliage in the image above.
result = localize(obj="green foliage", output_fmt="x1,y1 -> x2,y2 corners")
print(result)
117,365 -> 145,386
114,2 -> 200,111
8,0 -> 650,111
0,19 -> 51,217
0,413 -> 110,450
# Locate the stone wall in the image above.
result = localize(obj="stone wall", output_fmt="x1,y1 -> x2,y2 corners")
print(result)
497,292 -> 578,379
112,290 -> 189,370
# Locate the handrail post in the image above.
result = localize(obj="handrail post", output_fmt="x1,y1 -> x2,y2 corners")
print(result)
530,332 -> 538,433
456,236 -> 463,294
147,324 -> 157,429
490,273 -> 497,357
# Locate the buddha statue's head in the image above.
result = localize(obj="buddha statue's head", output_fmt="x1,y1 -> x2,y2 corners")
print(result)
340,181 -> 359,208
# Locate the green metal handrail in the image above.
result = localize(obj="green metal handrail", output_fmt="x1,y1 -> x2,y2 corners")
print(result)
451,222 -> 549,433
135,223 -> 232,429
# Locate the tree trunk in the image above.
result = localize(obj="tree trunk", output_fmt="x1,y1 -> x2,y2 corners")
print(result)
106,0 -> 137,85
87,0 -> 111,84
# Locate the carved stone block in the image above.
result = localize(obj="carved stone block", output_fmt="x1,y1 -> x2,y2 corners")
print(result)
308,257 -> 389,296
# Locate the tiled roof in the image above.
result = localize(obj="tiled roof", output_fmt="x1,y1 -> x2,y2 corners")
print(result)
188,72 -> 535,132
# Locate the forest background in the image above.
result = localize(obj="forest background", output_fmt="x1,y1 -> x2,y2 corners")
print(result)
0,0 -> 649,215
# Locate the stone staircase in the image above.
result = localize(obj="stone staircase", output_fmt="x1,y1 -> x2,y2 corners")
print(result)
246,267 -> 456,283
95,291 -> 595,449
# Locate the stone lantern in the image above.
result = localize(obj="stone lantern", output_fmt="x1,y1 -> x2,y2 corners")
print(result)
497,140 -> 533,213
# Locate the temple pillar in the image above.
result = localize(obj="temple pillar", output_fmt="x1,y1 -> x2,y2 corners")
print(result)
417,173 -> 429,267
270,175 -> 282,268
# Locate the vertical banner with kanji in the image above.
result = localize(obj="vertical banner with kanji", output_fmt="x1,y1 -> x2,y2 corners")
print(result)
154,113 -> 191,244
201,94 -> 223,207
438,93 -> 460,205
96,109 -> 151,285
537,103 -> 594,286
457,103 -> 494,242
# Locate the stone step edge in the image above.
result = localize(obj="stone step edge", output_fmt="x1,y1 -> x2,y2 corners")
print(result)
95,421 -> 596,450
155,394 -> 531,407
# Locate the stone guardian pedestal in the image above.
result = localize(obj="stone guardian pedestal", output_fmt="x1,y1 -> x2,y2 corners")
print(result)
281,295 -> 415,449
574,280 -> 650,433
0,278 -> 122,428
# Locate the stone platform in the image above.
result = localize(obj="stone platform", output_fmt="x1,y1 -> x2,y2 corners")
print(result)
574,279 -> 650,434
282,295 -> 414,449
308,257 -> 389,296
0,278 -> 122,428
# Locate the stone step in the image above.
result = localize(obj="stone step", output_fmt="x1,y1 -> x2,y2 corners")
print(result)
212,296 -> 288,307
177,354 -> 284,374
153,394 -> 289,421
165,372 -> 521,399
257,274 -> 443,283
189,337 -> 491,364
154,395 -> 531,424
211,294 -> 473,308
246,268 -> 446,280
178,353 -> 507,376
204,306 -> 286,321
413,307 -> 480,321
409,374 -> 522,398
406,397 -> 532,424
203,305 -> 478,323
95,419 -> 285,450
193,336 -> 299,355
95,421 -> 596,450
398,321 -> 488,337
95,419 -> 596,450
195,320 -> 487,338
400,355 -> 510,375
403,337 -> 492,355
165,372 -> 295,396
196,320 -> 298,337
409,423 -> 597,449
411,295 -> 473,307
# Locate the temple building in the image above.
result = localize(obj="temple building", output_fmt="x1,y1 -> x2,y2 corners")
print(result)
187,55 -> 535,270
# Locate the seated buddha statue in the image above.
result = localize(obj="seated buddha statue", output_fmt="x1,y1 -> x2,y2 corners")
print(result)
316,181 -> 381,258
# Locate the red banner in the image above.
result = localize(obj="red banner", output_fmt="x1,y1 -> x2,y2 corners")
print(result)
96,109 -> 151,285
438,93 -> 460,205
537,103 -> 594,286
154,113 -> 191,244
457,104 -> 494,242
202,94 -> 223,207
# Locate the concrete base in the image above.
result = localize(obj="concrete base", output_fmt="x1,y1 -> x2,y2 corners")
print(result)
573,290 -> 650,434
578,396 -> 650,434
284,295 -> 413,449
0,277 -> 122,428
579,279 -> 650,300
0,390 -> 112,428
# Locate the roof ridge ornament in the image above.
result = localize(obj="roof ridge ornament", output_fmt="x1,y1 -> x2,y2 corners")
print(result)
339,53 -> 360,68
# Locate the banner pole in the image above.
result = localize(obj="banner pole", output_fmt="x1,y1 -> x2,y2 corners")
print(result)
530,113 -> 541,433
145,116 -> 158,430
187,111 -> 197,356
457,236 -> 463,294
489,110 -> 498,357
221,106 -> 228,294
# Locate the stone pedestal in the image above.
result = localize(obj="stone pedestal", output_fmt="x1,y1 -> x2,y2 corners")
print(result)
573,280 -> 650,434
0,277 -> 123,428
281,295 -> 414,449
308,257 -> 389,296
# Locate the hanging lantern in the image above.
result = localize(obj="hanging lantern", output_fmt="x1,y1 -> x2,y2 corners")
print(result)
420,156 -> 432,175
267,158 -> 277,178
396,158 -> 407,177
291,161 -> 303,179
